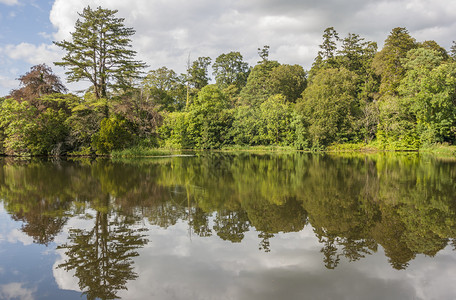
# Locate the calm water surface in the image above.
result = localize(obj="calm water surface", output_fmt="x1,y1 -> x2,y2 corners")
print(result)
0,152 -> 455,300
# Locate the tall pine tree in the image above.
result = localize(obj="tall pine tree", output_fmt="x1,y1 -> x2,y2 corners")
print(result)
54,6 -> 145,99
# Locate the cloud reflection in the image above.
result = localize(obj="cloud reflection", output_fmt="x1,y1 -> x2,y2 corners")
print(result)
0,283 -> 35,300
49,219 -> 456,300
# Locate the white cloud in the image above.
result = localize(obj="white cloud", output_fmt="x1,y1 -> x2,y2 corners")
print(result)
48,0 -> 456,77
0,75 -> 18,90
0,0 -> 19,5
1,0 -> 456,96
38,32 -> 52,40
2,43 -> 62,65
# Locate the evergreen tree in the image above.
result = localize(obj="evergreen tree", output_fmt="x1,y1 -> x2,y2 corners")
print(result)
54,6 -> 146,99
372,27 -> 416,96
318,27 -> 339,62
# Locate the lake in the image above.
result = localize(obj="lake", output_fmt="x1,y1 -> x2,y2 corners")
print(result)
0,152 -> 455,300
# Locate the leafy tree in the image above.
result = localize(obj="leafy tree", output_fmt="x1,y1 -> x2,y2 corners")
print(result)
158,111 -> 190,148
419,40 -> 449,61
142,67 -> 186,111
267,64 -> 307,103
229,105 -> 262,146
239,60 -> 280,106
338,33 -> 377,75
186,85 -> 233,148
258,94 -> 292,145
310,26 -> 339,75
92,116 -> 135,153
298,67 -> 360,147
399,49 -> 456,144
212,51 -> 249,90
54,6 -> 145,99
450,41 -> 456,60
9,64 -> 67,104
376,95 -> 419,150
0,94 -> 79,155
402,47 -> 443,70
372,27 -> 417,96
187,56 -> 212,91
64,93 -> 107,154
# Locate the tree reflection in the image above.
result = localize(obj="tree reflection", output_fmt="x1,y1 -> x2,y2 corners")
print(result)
57,208 -> 148,300
0,152 -> 455,273
213,209 -> 250,242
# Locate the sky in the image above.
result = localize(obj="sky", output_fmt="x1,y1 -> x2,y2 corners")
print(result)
0,0 -> 456,96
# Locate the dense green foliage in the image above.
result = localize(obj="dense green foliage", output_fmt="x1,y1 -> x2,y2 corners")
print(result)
1,8 -> 455,155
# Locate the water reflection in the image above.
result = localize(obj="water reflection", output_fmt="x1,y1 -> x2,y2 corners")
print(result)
0,153 -> 455,298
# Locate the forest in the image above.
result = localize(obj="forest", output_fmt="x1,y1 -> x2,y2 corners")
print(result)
0,6 -> 455,156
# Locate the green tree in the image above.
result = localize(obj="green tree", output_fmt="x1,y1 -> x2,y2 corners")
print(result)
319,27 -> 339,61
239,60 -> 280,106
419,40 -> 449,61
258,94 -> 292,145
450,41 -> 456,60
372,27 -> 416,96
376,95 -> 419,150
158,111 -> 190,148
54,6 -> 145,99
65,93 -> 107,154
257,45 -> 270,63
92,116 -> 135,153
0,94 -> 80,156
298,67 -> 360,147
187,56 -> 212,91
399,49 -> 456,144
142,67 -> 187,111
212,51 -> 249,90
229,106 -> 262,146
338,33 -> 377,75
267,64 -> 307,103
310,27 -> 340,76
186,85 -> 232,148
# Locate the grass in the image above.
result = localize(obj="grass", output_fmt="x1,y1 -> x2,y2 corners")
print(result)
219,145 -> 297,152
327,142 -> 381,152
109,142 -> 456,158
111,145 -> 177,158
419,144 -> 456,155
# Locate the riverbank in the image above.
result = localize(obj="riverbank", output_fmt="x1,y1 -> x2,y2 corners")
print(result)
1,143 -> 455,158
108,143 -> 456,157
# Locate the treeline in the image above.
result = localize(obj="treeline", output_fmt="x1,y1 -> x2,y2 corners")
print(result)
0,6 -> 455,155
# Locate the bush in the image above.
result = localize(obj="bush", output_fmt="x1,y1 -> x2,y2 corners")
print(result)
92,117 -> 135,154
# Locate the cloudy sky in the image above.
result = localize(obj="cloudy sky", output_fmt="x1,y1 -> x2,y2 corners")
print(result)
0,0 -> 455,96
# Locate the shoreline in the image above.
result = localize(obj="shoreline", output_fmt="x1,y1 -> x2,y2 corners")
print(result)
1,144 -> 455,158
